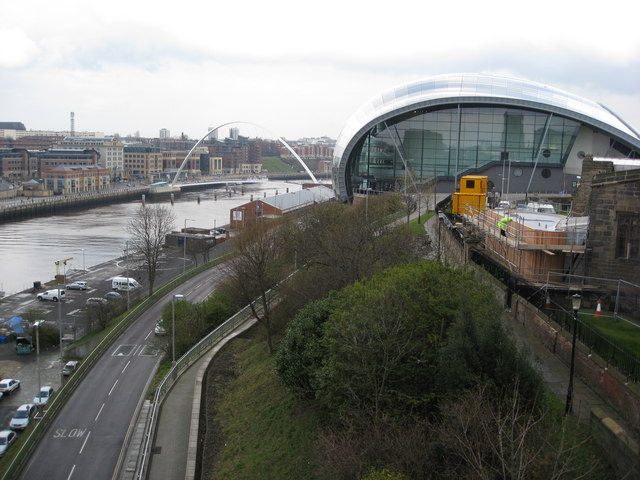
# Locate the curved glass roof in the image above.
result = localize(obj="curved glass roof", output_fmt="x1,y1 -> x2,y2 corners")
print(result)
334,73 -> 640,163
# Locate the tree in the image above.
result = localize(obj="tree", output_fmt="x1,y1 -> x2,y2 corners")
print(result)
312,261 -> 505,420
436,384 -> 607,479
279,194 -> 416,306
126,205 -> 175,296
223,220 -> 287,354
275,295 -> 337,398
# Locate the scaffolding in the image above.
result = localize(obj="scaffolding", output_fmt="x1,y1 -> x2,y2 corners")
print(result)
460,207 -> 586,284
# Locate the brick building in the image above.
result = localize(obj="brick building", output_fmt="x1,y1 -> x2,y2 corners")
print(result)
44,164 -> 111,194
230,185 -> 335,228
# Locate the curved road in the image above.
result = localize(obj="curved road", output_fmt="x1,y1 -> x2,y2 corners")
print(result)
18,265 -> 227,480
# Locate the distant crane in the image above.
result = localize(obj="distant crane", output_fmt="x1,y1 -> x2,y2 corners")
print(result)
54,258 -> 74,277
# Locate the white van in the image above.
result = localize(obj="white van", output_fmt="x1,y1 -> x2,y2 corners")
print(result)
111,276 -> 140,292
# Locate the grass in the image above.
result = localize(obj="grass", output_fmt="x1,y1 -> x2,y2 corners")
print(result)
407,212 -> 435,235
580,311 -> 640,358
262,157 -> 296,173
213,328 -> 328,480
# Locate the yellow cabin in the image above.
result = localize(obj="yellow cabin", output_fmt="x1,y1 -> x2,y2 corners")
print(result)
452,175 -> 488,215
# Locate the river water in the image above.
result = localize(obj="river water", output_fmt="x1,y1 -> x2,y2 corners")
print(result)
0,180 -> 303,296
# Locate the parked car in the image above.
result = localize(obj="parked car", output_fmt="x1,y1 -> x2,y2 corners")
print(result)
36,289 -> 65,302
9,404 -> 37,430
104,291 -> 122,300
86,297 -> 108,306
154,322 -> 166,336
66,281 -> 88,290
62,360 -> 79,376
0,379 -> 20,395
33,386 -> 54,406
0,430 -> 17,456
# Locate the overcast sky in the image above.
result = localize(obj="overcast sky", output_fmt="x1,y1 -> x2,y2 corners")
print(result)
2,0 -> 639,141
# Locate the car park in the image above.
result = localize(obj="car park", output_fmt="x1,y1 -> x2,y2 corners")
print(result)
66,281 -> 88,290
62,360 -> 79,376
33,386 -> 54,406
0,430 -> 17,456
0,379 -> 20,395
36,289 -> 65,302
86,297 -> 108,306
9,404 -> 37,430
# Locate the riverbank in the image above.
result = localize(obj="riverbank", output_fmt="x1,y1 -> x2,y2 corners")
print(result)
0,186 -> 148,223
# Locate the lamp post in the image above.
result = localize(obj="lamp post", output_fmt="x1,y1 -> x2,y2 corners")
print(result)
183,219 -> 195,275
34,320 -> 43,404
125,241 -> 130,311
171,294 -> 184,364
565,293 -> 582,415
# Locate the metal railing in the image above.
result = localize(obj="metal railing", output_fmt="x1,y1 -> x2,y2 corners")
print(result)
549,306 -> 640,383
135,303 -> 256,479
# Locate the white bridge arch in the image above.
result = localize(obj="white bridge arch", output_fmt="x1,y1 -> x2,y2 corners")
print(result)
170,121 -> 319,187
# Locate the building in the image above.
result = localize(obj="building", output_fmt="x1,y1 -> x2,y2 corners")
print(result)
581,158 -> 640,290
162,148 -> 207,180
0,148 -> 99,181
230,185 -> 335,228
56,137 -> 125,178
123,145 -> 163,181
208,139 -> 262,175
332,73 -> 640,203
159,128 -> 171,140
44,164 -> 111,194
0,122 -> 27,139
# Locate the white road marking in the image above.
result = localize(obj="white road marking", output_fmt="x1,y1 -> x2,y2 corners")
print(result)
95,403 -> 105,422
121,361 -> 131,374
79,431 -> 91,454
108,379 -> 118,396
67,464 -> 75,480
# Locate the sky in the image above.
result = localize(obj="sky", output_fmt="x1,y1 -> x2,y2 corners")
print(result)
2,0 -> 640,141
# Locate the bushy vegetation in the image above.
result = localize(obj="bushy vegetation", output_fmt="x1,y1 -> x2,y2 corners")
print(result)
210,195 -> 613,479
158,292 -> 233,359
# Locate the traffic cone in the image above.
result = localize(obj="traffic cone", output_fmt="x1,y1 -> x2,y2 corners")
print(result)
545,292 -> 551,308
595,298 -> 602,318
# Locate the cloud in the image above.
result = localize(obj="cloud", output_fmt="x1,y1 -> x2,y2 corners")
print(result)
0,27 -> 41,68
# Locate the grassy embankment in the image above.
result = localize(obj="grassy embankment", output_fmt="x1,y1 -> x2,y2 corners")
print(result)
211,328 -> 328,480
262,157 -> 296,173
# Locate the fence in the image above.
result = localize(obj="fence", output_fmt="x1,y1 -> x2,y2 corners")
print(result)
548,305 -> 640,383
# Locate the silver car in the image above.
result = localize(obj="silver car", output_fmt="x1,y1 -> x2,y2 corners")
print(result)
10,404 -> 37,431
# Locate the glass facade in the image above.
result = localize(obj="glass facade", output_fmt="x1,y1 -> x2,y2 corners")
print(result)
349,106 -> 580,194
334,74 -> 640,201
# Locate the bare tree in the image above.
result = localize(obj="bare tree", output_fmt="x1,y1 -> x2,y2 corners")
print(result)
126,205 -> 175,296
224,220 -> 286,354
437,384 -> 604,479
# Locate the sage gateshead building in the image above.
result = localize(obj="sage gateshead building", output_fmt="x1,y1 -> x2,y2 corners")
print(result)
332,73 -> 640,202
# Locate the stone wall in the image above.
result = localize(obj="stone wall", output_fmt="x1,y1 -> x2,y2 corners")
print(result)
585,168 -> 640,286
571,156 -> 614,216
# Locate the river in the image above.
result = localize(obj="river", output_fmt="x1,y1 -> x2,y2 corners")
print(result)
0,180 -> 303,296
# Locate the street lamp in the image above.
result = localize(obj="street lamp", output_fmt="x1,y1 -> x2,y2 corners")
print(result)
183,219 -> 195,275
34,320 -> 43,404
171,294 -> 184,364
123,240 -> 133,311
565,293 -> 582,415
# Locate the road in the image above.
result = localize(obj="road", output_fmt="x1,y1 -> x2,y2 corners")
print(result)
16,264 -> 229,479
